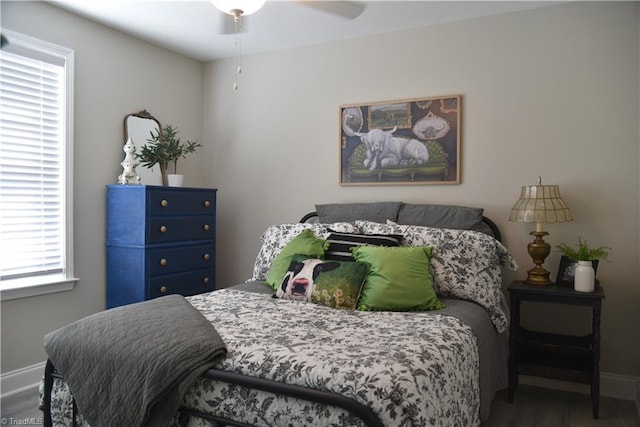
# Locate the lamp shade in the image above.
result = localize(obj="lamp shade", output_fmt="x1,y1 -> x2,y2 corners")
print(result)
211,0 -> 266,16
509,179 -> 573,224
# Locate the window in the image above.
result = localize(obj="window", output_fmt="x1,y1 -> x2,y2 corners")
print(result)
0,30 -> 76,300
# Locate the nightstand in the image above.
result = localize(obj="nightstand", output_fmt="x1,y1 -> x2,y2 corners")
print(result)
507,280 -> 605,419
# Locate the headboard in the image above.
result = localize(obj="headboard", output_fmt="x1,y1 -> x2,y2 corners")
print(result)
299,202 -> 502,243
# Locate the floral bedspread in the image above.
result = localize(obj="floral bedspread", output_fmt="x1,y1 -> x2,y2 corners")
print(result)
182,289 -> 480,426
44,289 -> 483,426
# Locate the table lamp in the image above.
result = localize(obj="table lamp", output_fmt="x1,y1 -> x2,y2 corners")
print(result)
509,177 -> 573,285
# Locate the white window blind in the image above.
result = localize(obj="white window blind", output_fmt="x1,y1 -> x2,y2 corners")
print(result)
0,30 -> 76,298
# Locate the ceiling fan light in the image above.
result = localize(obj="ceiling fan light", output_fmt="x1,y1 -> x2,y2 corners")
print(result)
211,0 -> 267,16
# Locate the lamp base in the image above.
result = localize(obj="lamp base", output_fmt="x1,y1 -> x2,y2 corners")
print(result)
523,230 -> 553,286
524,266 -> 553,286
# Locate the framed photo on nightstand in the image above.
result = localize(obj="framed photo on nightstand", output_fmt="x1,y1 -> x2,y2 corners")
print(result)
555,255 -> 600,288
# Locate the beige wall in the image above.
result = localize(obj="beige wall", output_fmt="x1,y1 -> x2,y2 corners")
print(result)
0,1 -> 205,372
1,0 -> 638,384
203,2 -> 639,377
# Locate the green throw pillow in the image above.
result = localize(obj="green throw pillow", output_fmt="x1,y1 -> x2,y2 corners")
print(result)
276,254 -> 369,310
352,245 -> 445,312
265,229 -> 328,290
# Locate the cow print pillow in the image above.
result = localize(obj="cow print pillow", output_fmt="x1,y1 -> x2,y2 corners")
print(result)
275,254 -> 369,310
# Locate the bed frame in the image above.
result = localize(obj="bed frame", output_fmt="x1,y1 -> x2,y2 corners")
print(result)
42,210 -> 502,427
179,369 -> 384,427
299,211 -> 502,242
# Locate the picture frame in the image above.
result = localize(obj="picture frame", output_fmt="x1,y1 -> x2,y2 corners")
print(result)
555,255 -> 600,288
339,95 -> 461,185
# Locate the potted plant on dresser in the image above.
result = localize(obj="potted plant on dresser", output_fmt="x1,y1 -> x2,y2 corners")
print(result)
556,237 -> 610,292
137,124 -> 201,186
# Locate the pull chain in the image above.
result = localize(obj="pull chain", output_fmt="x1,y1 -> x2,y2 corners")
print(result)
233,12 -> 243,90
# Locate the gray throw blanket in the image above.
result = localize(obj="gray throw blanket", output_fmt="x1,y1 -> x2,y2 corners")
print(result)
44,294 -> 227,427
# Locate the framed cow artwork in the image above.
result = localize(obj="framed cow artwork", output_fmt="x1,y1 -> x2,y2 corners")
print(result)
339,95 -> 461,185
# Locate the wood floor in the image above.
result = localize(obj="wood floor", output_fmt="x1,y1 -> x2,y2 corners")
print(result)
1,387 -> 44,426
1,384 -> 638,426
486,386 -> 639,427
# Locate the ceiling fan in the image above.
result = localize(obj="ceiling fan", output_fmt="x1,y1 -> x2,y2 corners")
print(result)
212,0 -> 367,34
211,0 -> 365,90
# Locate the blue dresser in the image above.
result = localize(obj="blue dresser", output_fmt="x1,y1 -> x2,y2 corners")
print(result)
106,185 -> 217,308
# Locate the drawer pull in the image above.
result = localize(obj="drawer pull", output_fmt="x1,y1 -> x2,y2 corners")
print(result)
203,277 -> 210,285
160,286 -> 167,293
203,200 -> 211,207
160,199 -> 168,207
160,225 -> 167,233
203,253 -> 210,261
160,258 -> 167,266
203,224 -> 210,231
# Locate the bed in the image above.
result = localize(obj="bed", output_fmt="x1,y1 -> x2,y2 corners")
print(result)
40,201 -> 518,427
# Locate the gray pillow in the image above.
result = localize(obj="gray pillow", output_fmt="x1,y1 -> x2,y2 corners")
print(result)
397,203 -> 484,230
315,202 -> 402,224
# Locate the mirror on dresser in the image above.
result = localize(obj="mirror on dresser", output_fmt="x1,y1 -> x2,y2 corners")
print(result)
122,109 -> 163,186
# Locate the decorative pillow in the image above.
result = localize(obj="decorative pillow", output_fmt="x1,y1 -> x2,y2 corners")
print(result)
325,231 -> 403,262
352,246 -> 445,312
250,222 -> 360,282
355,220 -> 518,332
265,229 -> 328,290
397,203 -> 484,230
315,202 -> 402,223
275,254 -> 369,310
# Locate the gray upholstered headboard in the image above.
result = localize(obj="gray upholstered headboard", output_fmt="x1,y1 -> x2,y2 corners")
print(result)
300,202 -> 502,242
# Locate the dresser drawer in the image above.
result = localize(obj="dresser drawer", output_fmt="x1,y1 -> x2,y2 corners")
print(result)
148,189 -> 216,217
148,216 -> 214,243
148,269 -> 214,299
148,244 -> 215,276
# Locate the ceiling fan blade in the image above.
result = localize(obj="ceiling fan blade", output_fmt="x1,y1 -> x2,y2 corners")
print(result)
296,1 -> 366,20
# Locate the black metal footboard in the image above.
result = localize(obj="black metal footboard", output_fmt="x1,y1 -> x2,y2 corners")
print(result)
43,360 -> 80,427
42,359 -> 53,427
178,368 -> 384,427
42,361 -> 384,427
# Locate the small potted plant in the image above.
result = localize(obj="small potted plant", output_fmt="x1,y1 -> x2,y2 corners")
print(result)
137,124 -> 201,186
556,237 -> 610,292
556,236 -> 610,262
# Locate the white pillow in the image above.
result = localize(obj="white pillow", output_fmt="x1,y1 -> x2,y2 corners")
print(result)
249,222 -> 360,282
355,220 -> 518,333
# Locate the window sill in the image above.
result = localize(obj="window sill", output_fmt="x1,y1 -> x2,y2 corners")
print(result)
0,275 -> 79,301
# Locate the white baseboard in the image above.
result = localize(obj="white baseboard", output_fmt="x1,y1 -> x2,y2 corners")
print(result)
520,372 -> 639,402
1,361 -> 46,399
